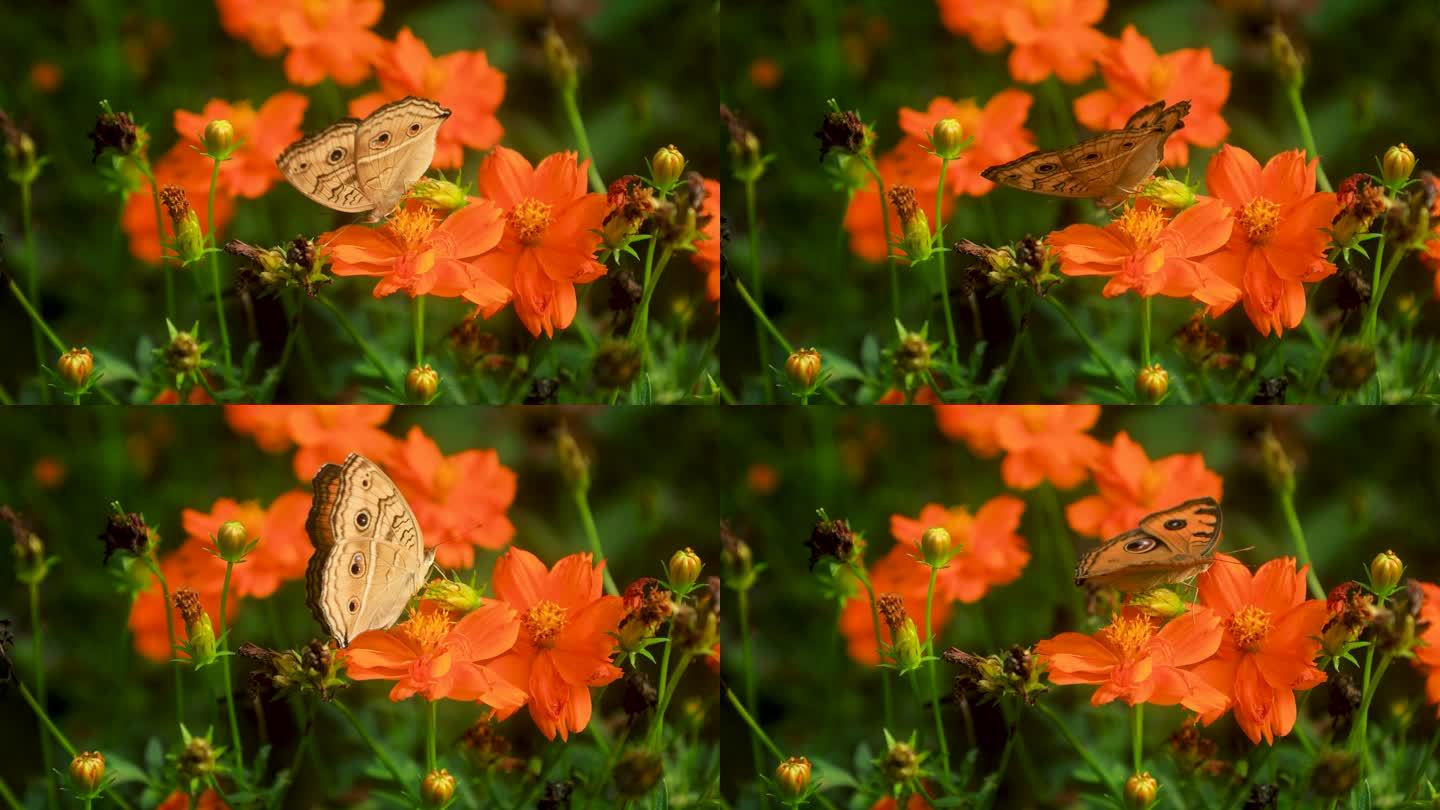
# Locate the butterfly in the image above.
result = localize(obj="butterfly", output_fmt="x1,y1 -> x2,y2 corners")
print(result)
304,454 -> 435,646
277,96 -> 450,221
1073,496 -> 1222,592
981,100 -> 1190,207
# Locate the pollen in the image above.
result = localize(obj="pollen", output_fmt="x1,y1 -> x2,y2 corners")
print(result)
403,608 -> 455,652
1118,205 -> 1167,248
1102,613 -> 1156,660
1238,197 -> 1281,243
524,599 -> 568,648
388,207 -> 439,250
1227,605 -> 1272,651
508,198 -> 553,246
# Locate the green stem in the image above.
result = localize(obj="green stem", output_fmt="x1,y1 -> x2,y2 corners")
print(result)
315,295 -> 401,390
19,179 -> 46,399
1036,702 -> 1122,802
219,562 -> 243,768
30,582 -> 57,810
858,154 -> 900,326
571,489 -> 620,596
1285,84 -> 1332,192
631,246 -> 675,371
651,651 -> 694,753
731,277 -> 844,404
1348,649 -> 1393,779
16,682 -> 135,810
427,700 -> 437,772
1365,244 -> 1409,345
560,90 -> 605,193
934,156 -> 959,371
132,157 -> 175,321
724,687 -> 840,810
1406,723 -> 1440,800
3,277 -> 120,403
1302,314 -> 1346,401
0,776 -> 22,810
142,556 -> 185,726
743,178 -> 775,402
206,155 -> 232,376
331,699 -> 412,799
647,625 -> 675,750
848,561 -> 893,729
737,586 -> 765,802
1131,703 -> 1143,775
1277,491 -> 1325,598
1044,295 -> 1129,393
413,295 -> 425,367
925,566 -> 951,784
1140,295 -> 1152,370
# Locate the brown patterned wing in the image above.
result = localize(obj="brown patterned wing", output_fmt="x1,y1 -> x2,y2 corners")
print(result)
354,97 -> 451,216
277,120 -> 371,213
1073,497 -> 1222,592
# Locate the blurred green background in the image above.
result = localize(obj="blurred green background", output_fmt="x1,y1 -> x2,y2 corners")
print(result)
719,0 -> 1440,402
0,406 -> 721,808
720,405 -> 1440,806
0,0 -> 719,403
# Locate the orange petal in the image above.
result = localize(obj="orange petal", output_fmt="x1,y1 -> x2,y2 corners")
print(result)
440,200 -> 504,259
452,601 -> 521,661
493,546 -> 549,610
1152,606 -> 1223,667
1197,553 -> 1251,616
1259,149 -> 1316,205
546,552 -> 604,611
478,146 -> 534,211
1162,197 -> 1233,258
1206,145 -> 1263,209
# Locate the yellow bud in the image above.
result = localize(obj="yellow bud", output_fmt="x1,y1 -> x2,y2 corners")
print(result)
58,347 -> 94,387
555,425 -> 591,491
1383,144 -> 1416,185
215,520 -> 250,561
175,208 -> 205,265
893,617 -> 922,672
1125,772 -> 1159,808
201,119 -> 234,155
652,145 -> 686,187
1258,429 -> 1296,495
174,588 -> 216,668
668,548 -> 702,589
69,751 -> 106,793
1131,587 -> 1187,618
931,118 -> 964,159
421,579 -> 482,613
920,527 -> 952,565
1370,550 -> 1403,592
421,769 -> 456,807
897,331 -> 932,373
1135,363 -> 1169,403
775,756 -> 812,798
406,364 -> 441,402
409,178 -> 468,211
1141,177 -> 1196,209
785,348 -> 822,389
1269,28 -> 1303,87
541,26 -> 577,91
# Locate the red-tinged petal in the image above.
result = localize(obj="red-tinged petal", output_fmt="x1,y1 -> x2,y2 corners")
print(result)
493,546 -> 549,610
328,225 -> 400,265
527,653 -> 570,739
1207,145 -> 1263,208
439,200 -> 504,259
1049,222 -> 1131,266
479,147 -> 534,210
1259,150 -> 1316,205
451,601 -> 521,661
546,552 -> 604,611
1198,553 -> 1251,616
461,270 -> 513,318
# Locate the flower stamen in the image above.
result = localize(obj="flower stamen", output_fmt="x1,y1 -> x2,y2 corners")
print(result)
1227,605 -> 1272,651
388,207 -> 439,250
1103,613 -> 1156,660
524,599 -> 568,648
508,198 -> 553,246
1237,198 -> 1281,243
403,608 -> 455,652
1118,205 -> 1167,248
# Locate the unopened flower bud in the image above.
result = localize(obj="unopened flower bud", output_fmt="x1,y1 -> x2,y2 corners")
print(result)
160,186 -> 205,265
920,527 -> 952,566
1257,428 -> 1296,496
174,587 -> 216,667
69,751 -> 106,793
893,617 -> 922,672
1142,177 -> 1197,209
201,119 -> 234,156
541,26 -> 577,92
1383,144 -> 1416,185
178,733 -> 218,781
406,364 -> 440,402
896,330 -> 932,373
1269,27 -> 1303,87
668,548 -> 702,590
652,145 -> 686,188
880,738 -> 922,783
775,756 -> 812,798
409,178 -> 468,211
421,768 -> 456,807
785,348 -> 822,389
1370,550 -> 1403,593
164,324 -> 204,374
58,347 -> 94,387
1131,587 -> 1187,618
1135,363 -> 1169,403
890,185 -> 933,263
931,118 -> 964,159
555,425 -> 591,491
422,579 -> 482,613
1125,771 -> 1159,808
215,520 -> 250,561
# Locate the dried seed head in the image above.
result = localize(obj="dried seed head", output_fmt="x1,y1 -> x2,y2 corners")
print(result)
87,108 -> 138,162
815,108 -> 869,159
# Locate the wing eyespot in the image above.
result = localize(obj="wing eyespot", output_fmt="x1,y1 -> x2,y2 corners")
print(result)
360,476 -> 370,489
1083,152 -> 1101,161
1036,163 -> 1057,173
328,147 -> 346,164
349,552 -> 366,577
1124,538 -> 1157,553
1163,518 -> 1187,530
1121,141 -> 1135,150
298,161 -> 308,170
347,598 -> 360,613
355,510 -> 370,530
369,132 -> 391,149
407,122 -> 422,136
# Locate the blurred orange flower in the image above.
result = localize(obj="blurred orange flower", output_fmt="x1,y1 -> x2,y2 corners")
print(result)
890,496 -> 1029,603
276,0 -> 385,86
871,794 -> 931,810
325,201 -> 509,300
224,405 -> 396,479
158,789 -> 228,810
839,546 -> 954,665
749,57 -> 783,89
1048,198 -> 1238,303
1421,234 -> 1440,299
123,146 -> 236,264
1414,582 -> 1440,715
32,457 -> 65,489
468,147 -> 609,337
876,386 -> 941,405
174,92 -> 308,198
217,0 -> 287,57
1203,145 -> 1340,336
1001,0 -> 1108,84
30,62 -> 62,93
182,492 -> 312,598
844,147 -> 948,263
350,27 -> 505,169
937,0 -> 1008,53
693,177 -> 721,303
1074,26 -> 1230,168
152,385 -> 215,405
746,462 -> 780,495
897,90 -> 1037,197
1066,431 -> 1223,540
1192,554 -> 1328,744
488,548 -> 626,740
1036,606 -> 1228,714
129,541 -> 235,662
345,602 -> 527,707
950,406 -> 1102,490
934,405 -> 1004,457
387,426 -> 516,570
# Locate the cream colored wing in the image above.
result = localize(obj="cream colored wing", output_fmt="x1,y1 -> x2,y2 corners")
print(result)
354,97 -> 451,217
304,454 -> 432,645
277,120 -> 372,213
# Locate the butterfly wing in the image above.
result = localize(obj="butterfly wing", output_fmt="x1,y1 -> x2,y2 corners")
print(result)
1074,497 -> 1222,592
354,97 -> 451,218
277,120 -> 372,213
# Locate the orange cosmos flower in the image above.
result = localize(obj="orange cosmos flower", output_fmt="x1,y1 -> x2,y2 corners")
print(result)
1001,0 -> 1109,84
693,177 -> 722,303
129,540 -> 236,661
32,457 -> 65,489
1074,26 -> 1230,168
875,386 -> 941,405
1421,234 -> 1440,299
871,795 -> 930,810
151,385 -> 215,404
890,497 -> 1029,603
1066,431 -> 1223,540
217,0 -> 287,57
344,601 -> 527,708
934,405 -> 1005,457
158,789 -> 228,810
276,0 -> 385,86
324,201 -> 509,300
1036,607 -> 1229,714
938,0 -> 1008,53
30,62 -> 62,93
224,405 -> 396,479
349,28 -> 506,169
1412,581 -> 1440,716
181,492 -> 312,598
839,545 -> 954,665
122,146 -> 236,264
1191,554 -> 1328,744
386,426 -> 516,570
1203,145 -> 1340,337
487,548 -> 626,740
468,147 -> 609,337
1048,198 -> 1238,304
173,91 -> 307,198
969,406 -> 1105,490
844,147 -> 947,263
897,90 -> 1037,197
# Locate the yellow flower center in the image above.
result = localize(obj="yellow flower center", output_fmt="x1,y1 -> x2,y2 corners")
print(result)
302,0 -> 331,27
1147,63 -> 1173,96
507,198 -> 553,246
524,599 -> 568,648
1118,205 -> 1167,248
403,608 -> 454,652
389,207 -> 439,251
1227,605 -> 1272,651
433,459 -> 458,500
1103,613 -> 1156,660
1237,198 -> 1281,243
1026,0 -> 1055,24
1018,405 -> 1050,432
